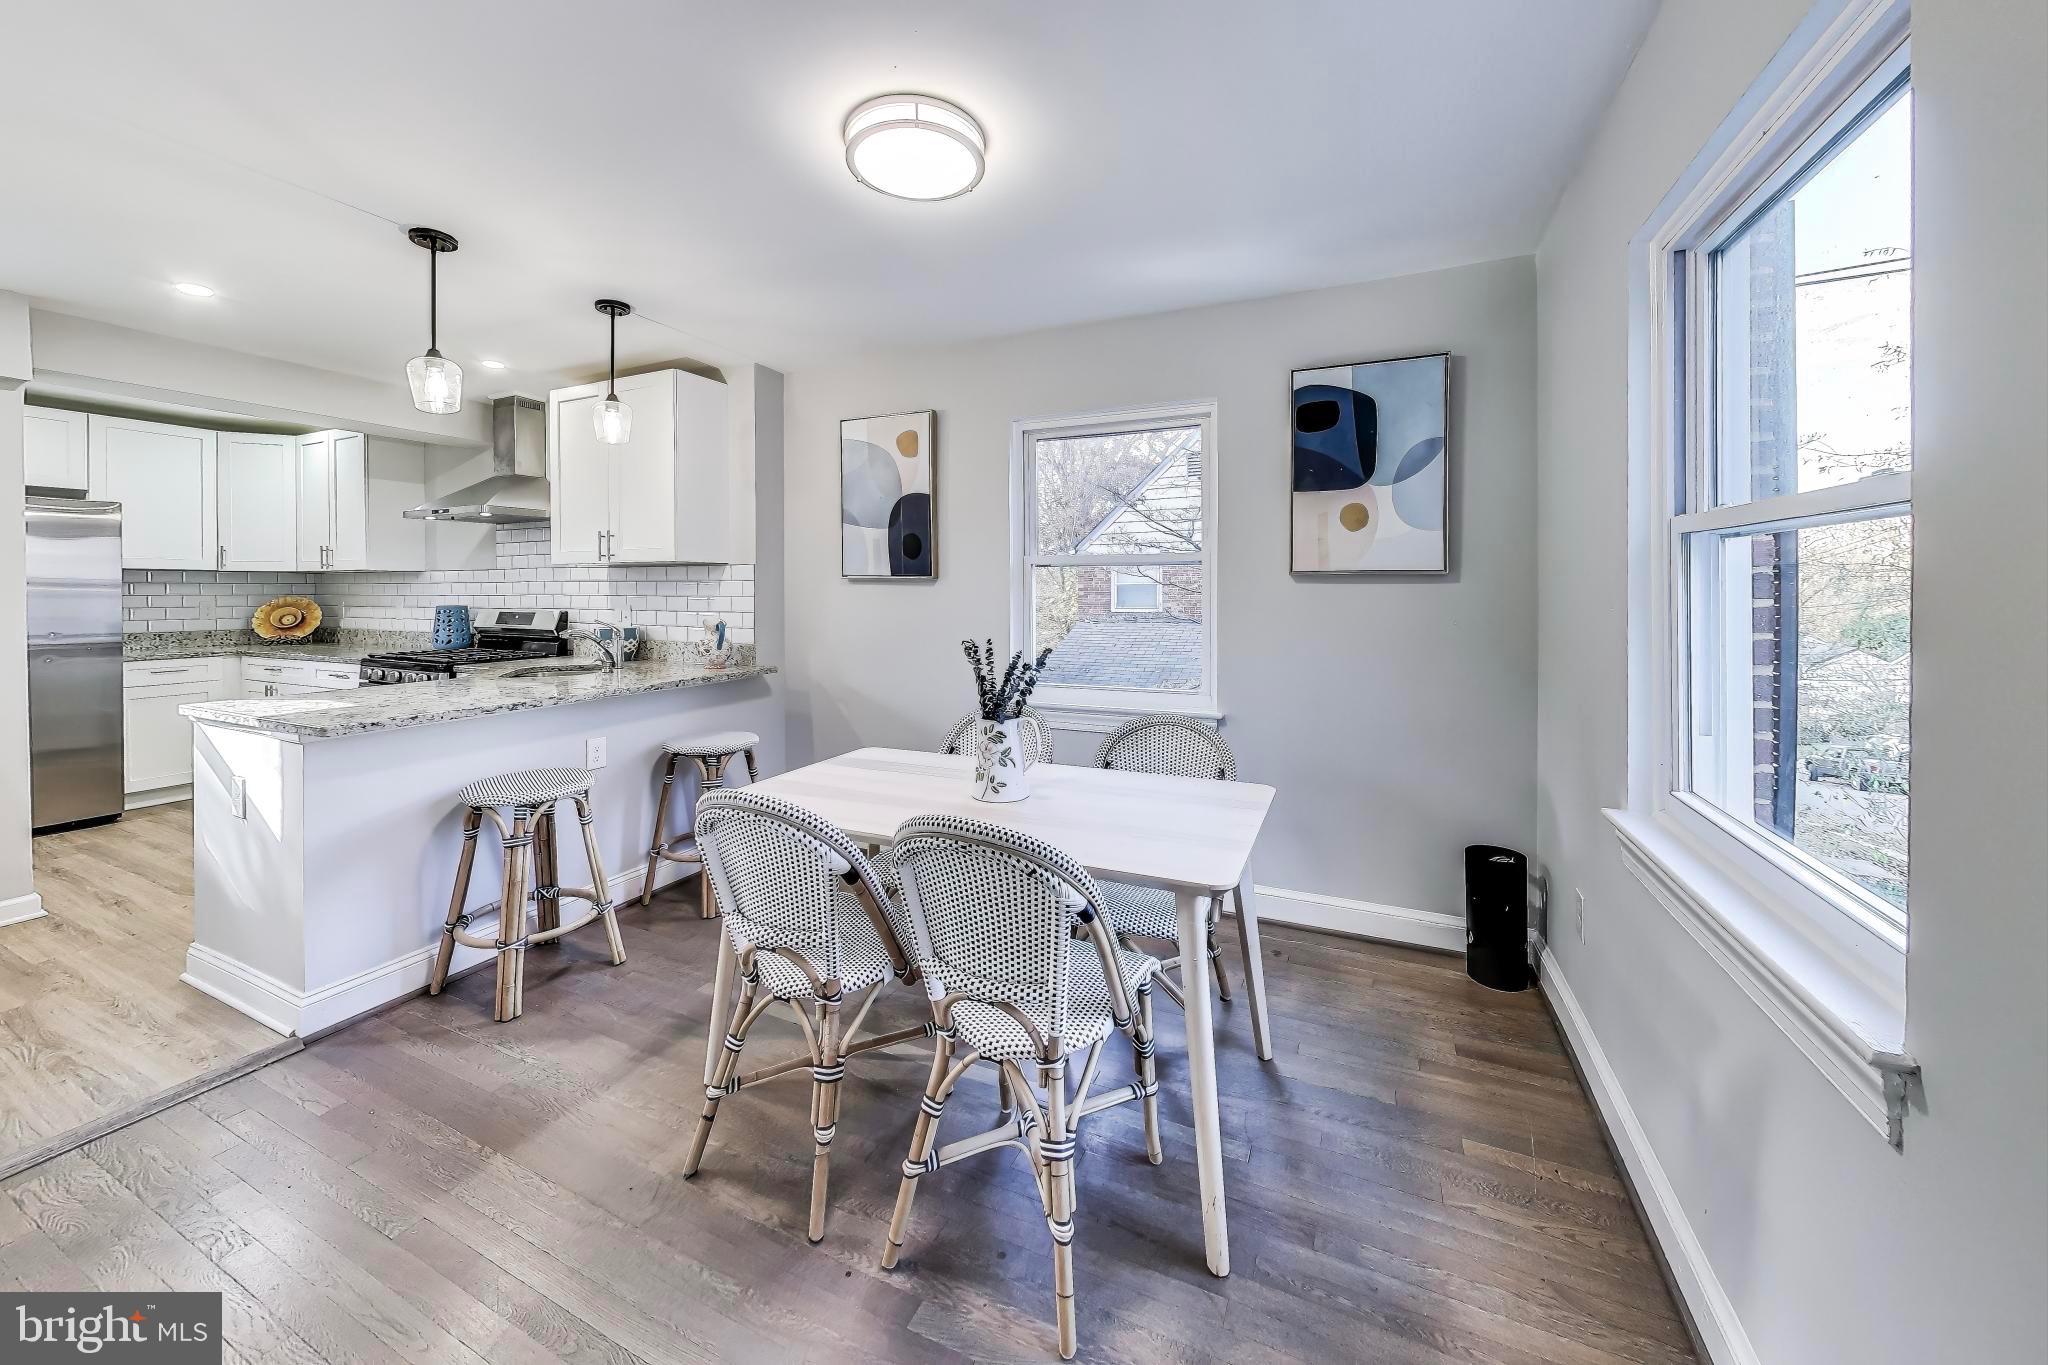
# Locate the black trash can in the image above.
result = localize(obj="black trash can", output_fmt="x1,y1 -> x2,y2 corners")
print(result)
1464,844 -> 1530,992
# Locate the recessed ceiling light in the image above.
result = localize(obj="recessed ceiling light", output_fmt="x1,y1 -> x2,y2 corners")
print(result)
480,359 -> 507,370
173,281 -> 216,298
844,94 -> 985,201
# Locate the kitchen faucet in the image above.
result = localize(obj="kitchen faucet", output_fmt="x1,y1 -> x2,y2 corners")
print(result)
564,619 -> 631,670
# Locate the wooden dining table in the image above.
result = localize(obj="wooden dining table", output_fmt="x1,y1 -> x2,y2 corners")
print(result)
730,746 -> 1277,1277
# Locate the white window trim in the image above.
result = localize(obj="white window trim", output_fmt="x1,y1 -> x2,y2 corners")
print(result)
1009,400 -> 1220,723
1626,0 -> 1917,1145
1109,568 -> 1163,614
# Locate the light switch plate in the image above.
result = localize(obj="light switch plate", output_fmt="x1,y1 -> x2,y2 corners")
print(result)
585,737 -> 607,769
229,775 -> 247,820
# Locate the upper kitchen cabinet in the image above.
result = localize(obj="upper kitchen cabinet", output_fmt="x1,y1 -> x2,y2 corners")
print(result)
547,368 -> 742,565
23,405 -> 89,491
217,430 -> 299,571
88,414 -> 218,569
298,430 -> 426,572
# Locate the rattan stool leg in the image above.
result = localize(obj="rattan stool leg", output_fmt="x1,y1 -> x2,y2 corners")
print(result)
696,756 -> 729,918
493,808 -> 533,1022
533,808 -> 561,946
572,794 -> 625,966
431,807 -> 483,994
641,753 -> 680,906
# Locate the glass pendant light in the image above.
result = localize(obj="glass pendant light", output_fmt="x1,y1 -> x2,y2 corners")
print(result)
405,227 -> 463,415
593,299 -> 632,444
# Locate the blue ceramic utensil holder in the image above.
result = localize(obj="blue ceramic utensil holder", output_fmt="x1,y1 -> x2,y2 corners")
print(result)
432,604 -> 472,650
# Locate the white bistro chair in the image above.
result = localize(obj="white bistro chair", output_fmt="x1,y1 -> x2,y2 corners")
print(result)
880,814 -> 1165,1361
1092,714 -> 1272,1058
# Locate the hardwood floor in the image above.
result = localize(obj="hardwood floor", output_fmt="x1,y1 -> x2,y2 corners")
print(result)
0,884 -> 1697,1364
1,805 -> 295,1179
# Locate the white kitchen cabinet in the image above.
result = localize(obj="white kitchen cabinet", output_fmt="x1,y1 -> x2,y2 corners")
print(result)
547,368 -> 739,565
297,430 -> 424,571
125,681 -> 213,793
88,415 -> 218,569
218,430 -> 300,570
23,406 -> 89,490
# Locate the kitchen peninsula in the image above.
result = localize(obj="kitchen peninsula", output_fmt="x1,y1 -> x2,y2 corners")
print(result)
177,655 -> 777,1035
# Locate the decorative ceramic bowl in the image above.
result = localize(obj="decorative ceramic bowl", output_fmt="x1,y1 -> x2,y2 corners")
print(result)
252,596 -> 322,640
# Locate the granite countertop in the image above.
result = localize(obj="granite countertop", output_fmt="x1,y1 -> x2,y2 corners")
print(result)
124,630 -> 431,665
177,658 -> 775,740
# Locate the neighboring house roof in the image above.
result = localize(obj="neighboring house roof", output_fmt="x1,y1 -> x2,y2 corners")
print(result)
1038,616 -> 1202,692
1074,434 -> 1201,555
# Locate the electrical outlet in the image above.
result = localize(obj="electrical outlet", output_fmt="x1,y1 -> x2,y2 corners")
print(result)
229,775 -> 247,820
1575,888 -> 1587,942
585,737 -> 607,769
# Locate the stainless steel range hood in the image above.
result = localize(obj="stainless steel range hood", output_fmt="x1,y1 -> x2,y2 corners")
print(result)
404,395 -> 550,523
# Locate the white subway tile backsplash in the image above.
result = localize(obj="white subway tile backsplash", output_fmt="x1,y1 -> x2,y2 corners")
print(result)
119,525 -> 755,645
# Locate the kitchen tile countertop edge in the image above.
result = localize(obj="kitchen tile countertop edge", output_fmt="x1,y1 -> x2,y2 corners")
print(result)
177,658 -> 776,740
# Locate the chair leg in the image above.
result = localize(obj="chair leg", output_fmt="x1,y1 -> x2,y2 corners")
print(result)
684,979 -> 758,1177
996,1065 -> 1015,1124
573,794 -> 626,966
430,807 -> 483,994
697,756 -> 726,920
1042,1059 -> 1079,1361
807,999 -> 842,1243
1135,985 -> 1162,1165
1208,920 -> 1233,1003
641,753 -> 679,907
882,1037 -> 958,1269
1231,883 -> 1273,1061
742,747 -> 760,784
493,809 -> 532,1023
532,809 -> 561,947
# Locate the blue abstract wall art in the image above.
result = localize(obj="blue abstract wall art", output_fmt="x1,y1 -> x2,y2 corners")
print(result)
842,410 -> 936,578
1290,353 -> 1448,573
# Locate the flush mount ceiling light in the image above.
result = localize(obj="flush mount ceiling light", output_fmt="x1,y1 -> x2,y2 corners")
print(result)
404,226 -> 462,415
479,359 -> 507,370
172,281 -> 216,298
592,299 -> 632,445
843,94 -> 985,201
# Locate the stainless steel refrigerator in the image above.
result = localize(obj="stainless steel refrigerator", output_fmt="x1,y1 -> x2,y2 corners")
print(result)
27,497 -> 123,832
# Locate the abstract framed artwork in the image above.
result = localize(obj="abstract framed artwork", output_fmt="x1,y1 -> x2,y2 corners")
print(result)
1290,352 -> 1449,574
841,409 -> 936,579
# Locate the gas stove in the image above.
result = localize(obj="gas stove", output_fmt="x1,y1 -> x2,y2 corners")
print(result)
359,608 -> 570,684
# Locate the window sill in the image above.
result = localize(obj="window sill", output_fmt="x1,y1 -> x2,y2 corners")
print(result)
1603,807 -> 1918,1147
1033,696 -> 1222,734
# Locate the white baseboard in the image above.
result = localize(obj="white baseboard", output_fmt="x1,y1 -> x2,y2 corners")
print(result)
0,891 -> 46,929
125,785 -> 192,811
1538,944 -> 1757,1365
181,859 -> 698,1037
1247,884 -> 1464,954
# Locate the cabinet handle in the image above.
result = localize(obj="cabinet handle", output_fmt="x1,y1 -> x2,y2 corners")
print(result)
216,544 -> 224,570
597,532 -> 606,562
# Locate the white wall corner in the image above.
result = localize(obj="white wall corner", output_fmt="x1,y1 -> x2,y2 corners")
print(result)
1539,944 -> 1760,1365
1247,884 -> 1465,954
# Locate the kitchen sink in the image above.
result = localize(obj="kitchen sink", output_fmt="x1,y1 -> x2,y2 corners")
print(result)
503,663 -> 608,678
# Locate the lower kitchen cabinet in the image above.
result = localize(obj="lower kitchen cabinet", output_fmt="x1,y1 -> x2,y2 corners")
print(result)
122,655 -> 358,802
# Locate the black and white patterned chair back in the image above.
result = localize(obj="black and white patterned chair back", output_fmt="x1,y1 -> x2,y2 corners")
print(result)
939,708 -> 1055,765
694,789 -> 911,982
891,815 -> 1107,1050
1092,715 -> 1236,782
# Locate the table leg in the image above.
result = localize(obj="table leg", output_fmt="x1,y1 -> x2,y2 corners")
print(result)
704,922 -> 736,1087
1233,883 -> 1274,1062
1176,886 -> 1229,1277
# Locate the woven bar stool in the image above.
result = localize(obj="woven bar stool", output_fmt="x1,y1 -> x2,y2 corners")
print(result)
428,767 -> 626,1022
640,730 -> 762,917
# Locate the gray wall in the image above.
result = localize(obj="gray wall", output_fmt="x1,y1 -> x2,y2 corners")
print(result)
1534,0 -> 2047,1361
783,257 -> 1537,914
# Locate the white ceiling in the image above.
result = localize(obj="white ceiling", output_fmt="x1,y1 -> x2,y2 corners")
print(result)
0,1 -> 1656,387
